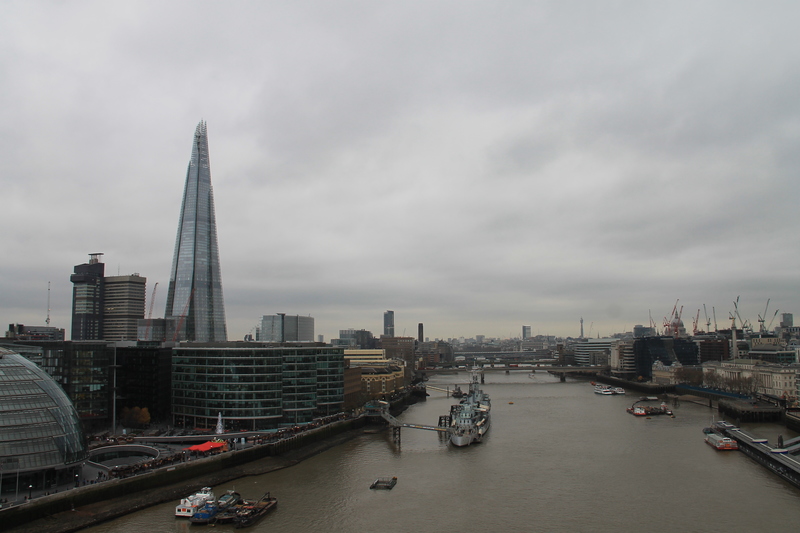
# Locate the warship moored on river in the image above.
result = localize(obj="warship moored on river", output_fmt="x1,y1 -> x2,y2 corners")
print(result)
449,371 -> 491,446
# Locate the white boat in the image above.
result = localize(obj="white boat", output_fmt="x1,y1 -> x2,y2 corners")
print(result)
704,432 -> 739,450
175,487 -> 215,517
449,372 -> 491,446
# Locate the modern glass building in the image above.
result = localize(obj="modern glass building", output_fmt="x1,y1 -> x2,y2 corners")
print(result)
171,344 -> 344,430
0,348 -> 86,499
383,310 -> 394,337
164,121 -> 227,342
70,253 -> 105,340
259,314 -> 315,342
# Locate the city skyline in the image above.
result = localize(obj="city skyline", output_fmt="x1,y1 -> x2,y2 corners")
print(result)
2,3 -> 799,342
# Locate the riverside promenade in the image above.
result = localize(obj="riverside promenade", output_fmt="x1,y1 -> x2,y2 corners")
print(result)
4,418 -> 366,533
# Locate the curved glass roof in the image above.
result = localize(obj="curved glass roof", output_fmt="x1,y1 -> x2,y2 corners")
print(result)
0,348 -> 86,472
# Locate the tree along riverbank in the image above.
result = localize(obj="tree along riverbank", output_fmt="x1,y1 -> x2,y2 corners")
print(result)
4,417 -> 366,533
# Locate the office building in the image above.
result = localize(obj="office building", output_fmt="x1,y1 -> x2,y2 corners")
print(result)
70,254 -> 147,341
164,121 -> 228,342
522,325 -> 531,340
335,329 -> 376,349
259,314 -> 315,342
70,253 -> 105,340
383,310 -> 394,337
103,274 -> 146,341
171,343 -> 344,430
23,341 -> 114,429
5,324 -> 65,341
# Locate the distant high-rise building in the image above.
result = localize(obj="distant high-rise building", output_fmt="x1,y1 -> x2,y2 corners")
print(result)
384,310 -> 395,337
418,323 -> 424,343
259,314 -> 314,342
164,121 -> 227,342
70,253 -> 105,340
104,274 -> 146,341
522,325 -> 531,340
335,329 -> 376,349
70,253 -> 147,341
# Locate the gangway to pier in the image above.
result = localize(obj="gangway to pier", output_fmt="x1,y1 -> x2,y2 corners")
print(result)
365,400 -> 450,443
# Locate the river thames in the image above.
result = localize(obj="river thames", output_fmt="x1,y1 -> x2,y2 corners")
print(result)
84,371 -> 800,532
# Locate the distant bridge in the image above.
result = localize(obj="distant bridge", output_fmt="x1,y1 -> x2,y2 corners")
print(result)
424,364 -> 609,374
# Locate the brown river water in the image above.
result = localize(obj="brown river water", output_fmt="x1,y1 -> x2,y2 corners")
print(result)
82,371 -> 800,533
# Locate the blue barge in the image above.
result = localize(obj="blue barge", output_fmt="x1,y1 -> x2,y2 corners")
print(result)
716,422 -> 800,490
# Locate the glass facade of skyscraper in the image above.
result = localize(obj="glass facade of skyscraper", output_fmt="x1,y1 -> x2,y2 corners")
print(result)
164,121 -> 227,342
171,345 -> 344,430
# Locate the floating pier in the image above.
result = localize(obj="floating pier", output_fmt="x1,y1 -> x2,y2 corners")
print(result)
718,423 -> 800,490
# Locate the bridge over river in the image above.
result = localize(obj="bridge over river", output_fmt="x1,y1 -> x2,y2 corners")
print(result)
423,364 -> 609,380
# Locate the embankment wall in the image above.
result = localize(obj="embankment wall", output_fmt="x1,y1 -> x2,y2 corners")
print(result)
3,417 -> 365,533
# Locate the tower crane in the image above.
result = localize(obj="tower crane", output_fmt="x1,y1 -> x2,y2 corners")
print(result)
757,298 -> 772,334
767,309 -> 780,331
733,296 -> 752,335
692,309 -> 700,335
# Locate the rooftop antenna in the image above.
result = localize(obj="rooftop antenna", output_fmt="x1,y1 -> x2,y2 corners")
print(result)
46,281 -> 51,326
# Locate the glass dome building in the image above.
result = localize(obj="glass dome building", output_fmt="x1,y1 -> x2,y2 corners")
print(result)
0,347 -> 86,499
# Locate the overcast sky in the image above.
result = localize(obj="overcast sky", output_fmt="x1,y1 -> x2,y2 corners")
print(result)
2,1 -> 799,342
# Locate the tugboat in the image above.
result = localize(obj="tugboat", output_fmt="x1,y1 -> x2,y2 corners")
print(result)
234,492 -> 278,528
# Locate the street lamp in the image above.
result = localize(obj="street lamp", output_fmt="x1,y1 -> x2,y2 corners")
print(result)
28,484 -> 32,500
74,474 -> 79,488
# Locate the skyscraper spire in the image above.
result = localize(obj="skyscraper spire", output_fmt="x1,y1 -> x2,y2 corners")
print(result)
164,121 -> 227,342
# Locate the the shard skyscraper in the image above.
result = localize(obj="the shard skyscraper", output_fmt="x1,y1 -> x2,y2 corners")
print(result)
164,121 -> 228,342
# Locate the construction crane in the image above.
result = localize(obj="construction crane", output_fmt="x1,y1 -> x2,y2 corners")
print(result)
703,304 -> 711,333
144,282 -> 158,341
758,298 -> 777,333
766,309 -> 780,331
733,296 -> 752,335
692,309 -> 701,335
